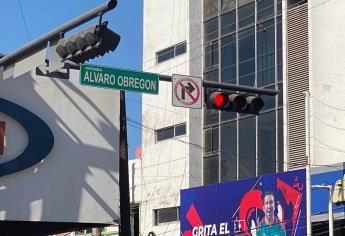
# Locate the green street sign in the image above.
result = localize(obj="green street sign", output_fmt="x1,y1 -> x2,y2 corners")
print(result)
80,64 -> 159,94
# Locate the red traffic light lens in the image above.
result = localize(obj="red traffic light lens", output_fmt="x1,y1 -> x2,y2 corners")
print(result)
209,92 -> 228,109
214,93 -> 226,108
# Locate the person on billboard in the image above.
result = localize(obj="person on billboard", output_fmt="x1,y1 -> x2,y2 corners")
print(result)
257,191 -> 286,236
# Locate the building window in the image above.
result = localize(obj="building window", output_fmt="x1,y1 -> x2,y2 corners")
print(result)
203,0 -> 283,182
203,155 -> 219,185
154,207 -> 180,225
239,27 -> 255,86
239,116 -> 256,179
288,0 -> 307,9
175,42 -> 187,57
204,126 -> 219,154
221,122 -> 237,182
204,17 -> 219,43
204,0 -> 218,19
156,123 -> 186,142
204,40 -> 219,71
156,41 -> 187,63
221,34 -> 236,84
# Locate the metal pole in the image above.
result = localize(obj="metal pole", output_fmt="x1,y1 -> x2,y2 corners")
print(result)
328,185 -> 334,236
119,91 -> 131,236
305,91 -> 312,235
0,0 -> 117,67
159,75 -> 279,96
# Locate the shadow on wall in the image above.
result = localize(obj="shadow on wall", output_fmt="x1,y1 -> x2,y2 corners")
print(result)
0,68 -> 120,229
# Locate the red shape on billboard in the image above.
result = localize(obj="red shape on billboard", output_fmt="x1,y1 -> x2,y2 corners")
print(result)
277,177 -> 303,234
238,189 -> 263,235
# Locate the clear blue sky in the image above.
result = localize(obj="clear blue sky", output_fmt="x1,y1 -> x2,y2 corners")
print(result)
0,0 -> 143,159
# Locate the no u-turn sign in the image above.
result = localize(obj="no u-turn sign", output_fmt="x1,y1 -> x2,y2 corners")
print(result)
172,74 -> 202,109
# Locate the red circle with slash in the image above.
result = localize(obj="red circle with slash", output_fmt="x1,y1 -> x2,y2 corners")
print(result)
173,77 -> 201,106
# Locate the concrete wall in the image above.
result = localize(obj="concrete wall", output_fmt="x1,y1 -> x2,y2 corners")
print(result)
309,0 -> 345,166
141,0 -> 202,235
0,67 -> 120,224
188,0 -> 203,188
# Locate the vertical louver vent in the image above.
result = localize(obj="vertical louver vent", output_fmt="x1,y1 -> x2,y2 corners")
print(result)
286,3 -> 309,169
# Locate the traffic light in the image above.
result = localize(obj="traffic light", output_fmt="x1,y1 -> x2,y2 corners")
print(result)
206,90 -> 264,114
55,22 -> 120,64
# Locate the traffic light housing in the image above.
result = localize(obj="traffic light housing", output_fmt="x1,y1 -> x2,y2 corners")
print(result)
206,90 -> 264,114
55,22 -> 120,64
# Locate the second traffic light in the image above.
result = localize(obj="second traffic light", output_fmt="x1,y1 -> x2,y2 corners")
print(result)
206,90 -> 264,114
56,22 -> 120,64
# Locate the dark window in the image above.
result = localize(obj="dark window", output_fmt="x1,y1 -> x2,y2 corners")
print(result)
277,16 -> 283,82
221,109 -> 237,121
156,123 -> 186,142
221,122 -> 237,182
175,41 -> 187,56
261,85 -> 276,111
203,155 -> 219,185
204,106 -> 219,126
258,111 -> 276,175
277,0 -> 282,15
157,47 -> 174,63
204,17 -> 219,43
257,0 -> 274,21
204,41 -> 219,71
154,207 -> 179,225
221,34 -> 236,84
221,10 -> 236,35
239,117 -> 256,179
156,126 -> 174,141
239,27 -> 255,86
204,126 -> 219,154
204,69 -> 219,82
156,41 -> 187,63
238,0 -> 254,7
257,20 -> 275,87
212,126 -> 219,152
238,2 -> 254,29
221,0 -> 236,13
288,0 -> 307,9
205,128 -> 212,153
204,0 -> 218,19
278,109 -> 284,172
278,83 -> 283,107
175,123 -> 186,137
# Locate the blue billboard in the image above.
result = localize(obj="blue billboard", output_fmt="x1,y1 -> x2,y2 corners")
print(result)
311,162 -> 345,222
181,169 -> 306,236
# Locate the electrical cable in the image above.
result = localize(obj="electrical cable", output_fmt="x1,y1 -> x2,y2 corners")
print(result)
17,0 -> 31,41
137,1 -> 338,233
127,117 -> 345,170
141,0 -> 331,72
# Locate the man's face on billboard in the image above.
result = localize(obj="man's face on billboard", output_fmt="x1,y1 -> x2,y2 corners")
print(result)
263,194 -> 275,220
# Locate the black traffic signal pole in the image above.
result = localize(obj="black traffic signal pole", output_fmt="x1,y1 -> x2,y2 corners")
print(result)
158,75 -> 279,96
119,91 -> 131,236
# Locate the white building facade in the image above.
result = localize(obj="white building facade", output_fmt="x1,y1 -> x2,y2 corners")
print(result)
140,0 -> 345,235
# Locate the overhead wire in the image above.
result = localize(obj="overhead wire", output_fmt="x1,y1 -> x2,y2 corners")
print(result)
141,0 -> 279,68
137,0 -> 339,234
127,116 -> 345,171
129,116 -> 345,169
141,0 -> 330,73
17,0 -> 31,41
